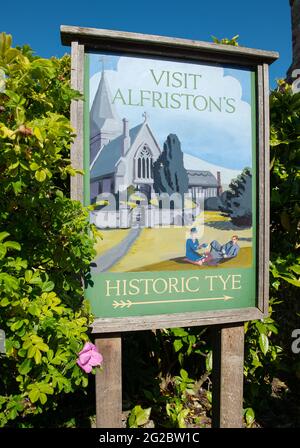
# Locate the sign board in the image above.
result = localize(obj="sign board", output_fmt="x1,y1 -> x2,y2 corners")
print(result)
61,26 -> 278,333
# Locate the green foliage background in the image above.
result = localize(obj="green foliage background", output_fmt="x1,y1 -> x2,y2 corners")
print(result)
0,34 -> 299,428
0,33 -> 97,426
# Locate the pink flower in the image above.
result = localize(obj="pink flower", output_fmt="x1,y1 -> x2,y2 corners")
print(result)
77,342 -> 103,373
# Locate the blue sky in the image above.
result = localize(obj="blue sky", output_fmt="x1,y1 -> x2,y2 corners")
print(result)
1,0 -> 292,88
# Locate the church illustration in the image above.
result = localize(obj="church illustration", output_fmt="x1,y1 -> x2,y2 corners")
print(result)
90,69 -> 221,207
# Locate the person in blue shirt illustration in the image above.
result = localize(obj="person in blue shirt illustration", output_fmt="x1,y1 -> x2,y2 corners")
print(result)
206,235 -> 240,264
185,227 -> 207,265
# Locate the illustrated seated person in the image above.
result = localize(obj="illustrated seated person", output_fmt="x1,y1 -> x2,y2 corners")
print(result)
185,227 -> 208,265
203,235 -> 240,265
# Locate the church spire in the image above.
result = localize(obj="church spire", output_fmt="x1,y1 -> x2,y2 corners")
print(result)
90,69 -> 122,139
90,63 -> 123,163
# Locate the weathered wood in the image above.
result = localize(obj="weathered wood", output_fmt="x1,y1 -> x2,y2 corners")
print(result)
257,64 -> 270,316
61,25 -> 279,64
95,334 -> 122,428
262,63 -> 270,315
212,323 -> 245,428
70,41 -> 84,203
92,307 -> 263,333
257,64 -> 265,313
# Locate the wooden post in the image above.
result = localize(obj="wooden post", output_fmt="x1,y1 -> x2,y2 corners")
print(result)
95,333 -> 122,428
212,323 -> 244,428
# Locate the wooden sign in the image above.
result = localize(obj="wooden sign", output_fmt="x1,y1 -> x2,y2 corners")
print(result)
61,26 -> 277,332
61,26 -> 278,427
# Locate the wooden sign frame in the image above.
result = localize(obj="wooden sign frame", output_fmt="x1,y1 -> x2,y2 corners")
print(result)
61,26 -> 278,428
61,25 -> 278,333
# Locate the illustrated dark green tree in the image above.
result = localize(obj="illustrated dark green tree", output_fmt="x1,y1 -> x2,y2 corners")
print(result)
219,168 -> 252,227
153,134 -> 189,199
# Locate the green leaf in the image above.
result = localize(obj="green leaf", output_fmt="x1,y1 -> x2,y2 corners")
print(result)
173,339 -> 183,352
171,328 -> 188,337
42,281 -> 55,292
28,388 -> 40,403
39,393 -> 47,404
24,270 -> 33,282
128,412 -> 137,428
279,276 -> 300,288
29,162 -> 40,171
35,169 -> 47,182
136,406 -> 151,426
27,346 -> 36,358
206,350 -> 213,372
55,189 -> 64,199
28,302 -> 40,316
11,320 -> 24,331
128,405 -> 151,428
180,369 -> 188,380
34,348 -> 42,364
37,342 -> 49,352
245,407 -> 255,426
259,333 -> 269,355
178,352 -> 184,366
290,265 -> 300,275
0,245 -> 7,259
39,383 -> 53,394
4,241 -> 21,251
18,359 -> 32,375
255,321 -> 267,335
0,297 -> 10,307
33,127 -> 43,142
178,409 -> 189,428
0,273 -> 19,289
28,272 -> 42,284
206,390 -> 212,403
0,232 -> 9,242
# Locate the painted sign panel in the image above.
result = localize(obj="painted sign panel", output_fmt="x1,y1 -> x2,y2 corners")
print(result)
84,52 -> 257,318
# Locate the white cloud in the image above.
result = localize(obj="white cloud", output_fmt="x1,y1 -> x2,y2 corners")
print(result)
90,55 -> 253,170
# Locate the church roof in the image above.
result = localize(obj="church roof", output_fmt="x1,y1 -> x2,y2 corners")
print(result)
90,123 -> 143,180
187,170 -> 217,187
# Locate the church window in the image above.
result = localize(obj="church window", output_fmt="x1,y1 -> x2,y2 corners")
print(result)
136,145 -> 153,180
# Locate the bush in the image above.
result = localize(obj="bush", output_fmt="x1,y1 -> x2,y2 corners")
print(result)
0,33 -> 96,426
268,80 -> 300,380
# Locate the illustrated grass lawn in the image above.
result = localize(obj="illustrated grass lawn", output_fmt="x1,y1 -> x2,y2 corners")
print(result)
109,211 -> 252,272
130,246 -> 252,271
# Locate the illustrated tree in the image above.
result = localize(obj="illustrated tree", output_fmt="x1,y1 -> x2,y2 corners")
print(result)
219,168 -> 252,227
153,133 -> 189,201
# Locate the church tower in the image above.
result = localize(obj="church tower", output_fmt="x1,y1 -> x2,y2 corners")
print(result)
90,70 -> 123,164
287,0 -> 300,80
